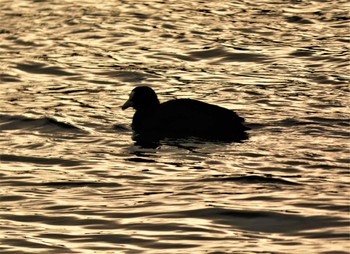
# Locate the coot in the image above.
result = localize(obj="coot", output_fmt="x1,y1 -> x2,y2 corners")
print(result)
122,86 -> 249,142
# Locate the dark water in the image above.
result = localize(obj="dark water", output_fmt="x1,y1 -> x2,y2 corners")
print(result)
1,0 -> 349,253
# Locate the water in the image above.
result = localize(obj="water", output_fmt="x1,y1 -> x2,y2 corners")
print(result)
0,0 -> 349,253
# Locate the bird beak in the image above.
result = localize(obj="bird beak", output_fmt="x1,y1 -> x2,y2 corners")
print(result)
121,99 -> 133,110
121,91 -> 135,110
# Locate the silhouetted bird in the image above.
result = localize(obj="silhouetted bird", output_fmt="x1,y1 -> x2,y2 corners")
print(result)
122,86 -> 249,142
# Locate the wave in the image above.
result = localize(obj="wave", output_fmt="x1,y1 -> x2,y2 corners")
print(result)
0,154 -> 81,167
0,114 -> 83,133
201,174 -> 301,185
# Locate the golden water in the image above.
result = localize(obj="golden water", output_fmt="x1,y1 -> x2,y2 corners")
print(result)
0,0 -> 349,253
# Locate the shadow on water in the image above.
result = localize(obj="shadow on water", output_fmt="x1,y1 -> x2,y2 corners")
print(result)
131,131 -> 250,150
114,123 -> 250,150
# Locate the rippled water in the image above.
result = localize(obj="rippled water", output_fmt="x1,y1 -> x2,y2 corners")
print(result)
1,0 -> 349,253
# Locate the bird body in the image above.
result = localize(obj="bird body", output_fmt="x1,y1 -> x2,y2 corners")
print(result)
122,86 -> 249,142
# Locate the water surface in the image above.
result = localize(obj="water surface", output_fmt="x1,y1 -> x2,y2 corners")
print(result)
0,0 -> 349,253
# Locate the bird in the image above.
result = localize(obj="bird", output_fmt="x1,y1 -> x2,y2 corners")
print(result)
122,86 -> 249,142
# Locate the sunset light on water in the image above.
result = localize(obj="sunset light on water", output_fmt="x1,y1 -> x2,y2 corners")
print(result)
0,0 -> 349,253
